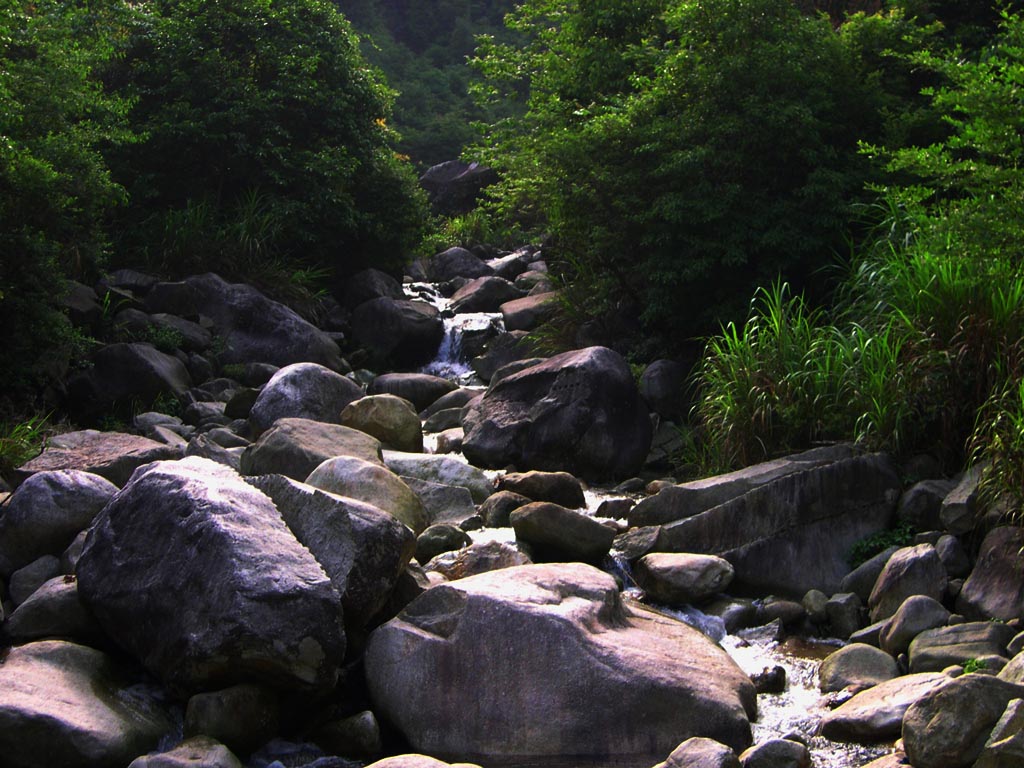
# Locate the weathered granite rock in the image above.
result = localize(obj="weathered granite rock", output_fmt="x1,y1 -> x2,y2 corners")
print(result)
402,477 -> 477,526
306,455 -> 429,534
424,541 -> 533,581
365,564 -> 756,764
462,346 -> 652,482
653,737 -> 741,768
819,672 -> 950,743
500,291 -> 559,332
16,430 -> 182,487
840,546 -> 899,603
510,502 -> 616,564
183,685 -> 279,757
249,475 -> 416,629
939,465 -> 983,535
957,526 -> 1024,622
382,451 -> 493,504
0,640 -> 174,768
868,544 -> 947,623
974,698 -> 1024,768
341,394 -> 423,452
416,523 -> 472,565
77,457 -> 345,694
825,592 -> 865,640
419,160 -> 498,217
634,553 -> 735,605
342,268 -> 405,309
879,595 -> 951,656
365,756 -> 482,768
248,363 -> 363,435
368,373 -> 458,412
350,298 -> 445,369
908,622 -> 1017,673
425,246 -> 494,282
479,490 -> 531,527
0,469 -> 117,577
897,479 -> 956,531
128,737 -> 244,768
818,644 -> 899,693
497,470 -> 586,509
4,575 -> 103,644
450,276 -> 524,314
738,739 -> 809,768
239,418 -> 382,480
647,452 -> 900,596
903,674 -> 1024,768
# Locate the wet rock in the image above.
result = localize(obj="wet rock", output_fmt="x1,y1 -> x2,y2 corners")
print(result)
4,575 -> 103,644
383,451 -> 493,504
368,373 -> 458,412
434,428 -> 464,454
902,673 -> 1024,768
306,455 -> 428,534
128,736 -> 243,768
77,457 -> 345,694
868,544 -> 947,623
351,298 -> 445,369
424,541 -> 533,581
738,739 -> 810,768
879,595 -> 951,656
248,362 -> 363,435
365,563 -> 756,763
751,666 -> 787,694
634,553 -> 735,605
939,465 -> 983,535
653,736 -> 741,768
704,597 -> 759,634
16,430 -> 181,487
183,685 -> 279,757
908,622 -> 1017,674
818,672 -> 949,743
0,469 -> 117,577
957,526 -> 1024,622
757,598 -> 806,630
341,394 -> 423,453
510,502 -> 615,564
416,523 -> 471,565
249,475 -> 415,629
650,452 -> 899,596
450,276 -> 524,313
479,490 -> 531,527
463,346 -> 652,482
0,640 -> 174,768
818,644 -> 899,693
840,546 -> 899,603
497,470 -> 586,509
500,291 -> 559,332
239,418 -> 382,481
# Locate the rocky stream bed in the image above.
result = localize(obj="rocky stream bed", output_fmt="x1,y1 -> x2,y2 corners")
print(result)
1,245 -> 1023,768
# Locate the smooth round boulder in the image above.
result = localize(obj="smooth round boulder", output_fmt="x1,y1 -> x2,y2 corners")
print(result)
635,553 -> 735,605
129,737 -> 243,768
425,247 -> 494,282
341,394 -> 423,452
462,346 -> 653,482
4,575 -> 103,644
510,502 -> 615,564
0,640 -> 174,768
383,451 -> 493,504
306,455 -> 428,534
879,595 -> 951,656
908,621 -> 1017,674
450,276 -> 524,314
500,291 -> 559,332
16,429 -> 182,487
350,298 -> 444,369
416,523 -> 472,565
818,672 -> 950,743
479,490 -> 531,528
77,457 -> 346,694
868,544 -> 947,622
366,756 -> 482,768
497,470 -> 586,509
739,739 -> 810,768
248,363 -> 363,435
369,373 -> 459,412
365,563 -> 756,764
818,643 -> 899,693
0,470 -> 118,577
653,736 -> 741,768
239,418 -> 382,480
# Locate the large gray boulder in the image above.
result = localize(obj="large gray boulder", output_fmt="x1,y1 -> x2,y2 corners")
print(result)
249,475 -> 416,629
419,160 -> 498,217
350,298 -> 444,369
16,430 -> 182,487
368,373 -> 458,412
643,451 -> 900,595
510,502 -> 616,564
145,273 -> 343,369
0,469 -> 117,577
879,595 -> 951,656
496,470 -> 586,509
500,291 -> 559,332
341,394 -> 423,453
239,418 -> 382,480
818,643 -> 899,693
0,640 -> 174,768
653,737 -> 740,768
4,576 -> 103,644
450,276 -> 524,314
818,672 -> 950,743
903,674 -> 1024,768
634,553 -> 735,605
908,622 -> 1017,673
382,450 -> 493,504
127,737 -> 243,768
77,457 -> 346,694
974,699 -> 1024,768
341,268 -> 405,309
68,342 -> 192,419
248,362 -> 363,435
365,564 -> 756,764
957,526 -> 1024,622
462,346 -> 652,482
424,246 -> 494,282
868,543 -> 947,623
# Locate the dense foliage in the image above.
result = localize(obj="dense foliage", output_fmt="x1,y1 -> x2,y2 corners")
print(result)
470,0 -> 942,354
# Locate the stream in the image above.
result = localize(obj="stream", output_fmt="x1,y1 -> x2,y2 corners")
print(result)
414,271 -> 894,767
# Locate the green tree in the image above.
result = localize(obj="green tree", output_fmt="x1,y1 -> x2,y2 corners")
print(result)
107,0 -> 426,280
0,0 -> 132,403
